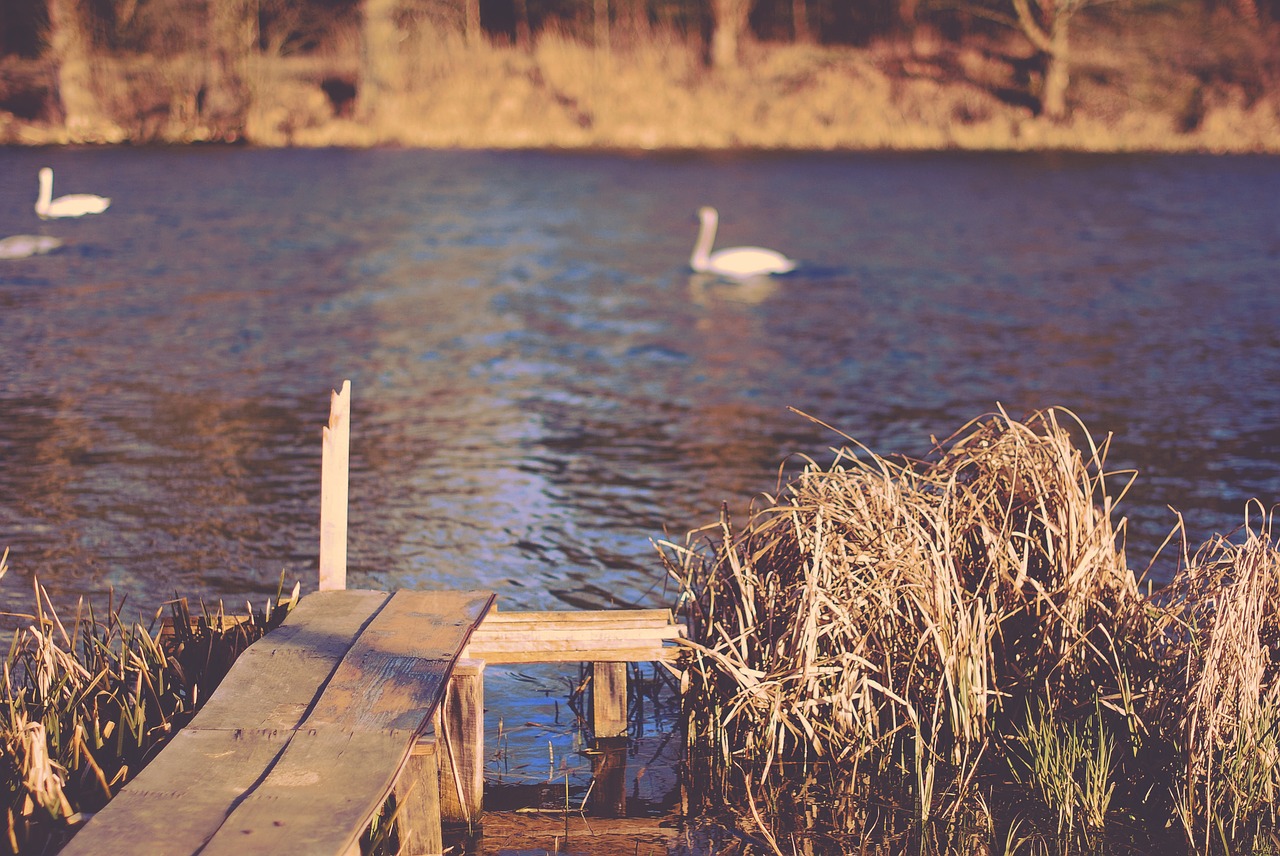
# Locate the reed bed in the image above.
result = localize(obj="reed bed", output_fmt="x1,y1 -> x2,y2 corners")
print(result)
0,554 -> 296,855
664,407 -> 1280,854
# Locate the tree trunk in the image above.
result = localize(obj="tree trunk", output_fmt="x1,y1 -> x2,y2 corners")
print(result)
513,0 -> 532,50
898,0 -> 919,31
1040,16 -> 1069,120
359,0 -> 400,121
710,0 -> 750,70
45,0 -> 117,141
594,0 -> 610,53
463,0 -> 482,46
205,0 -> 257,141
1011,0 -> 1073,120
617,0 -> 648,48
793,0 -> 813,44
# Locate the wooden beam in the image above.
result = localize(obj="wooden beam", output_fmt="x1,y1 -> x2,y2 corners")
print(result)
397,739 -> 444,856
591,661 -> 628,739
319,379 -> 351,591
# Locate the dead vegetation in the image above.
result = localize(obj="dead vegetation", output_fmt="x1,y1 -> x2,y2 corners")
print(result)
663,407 -> 1280,854
0,554 -> 297,855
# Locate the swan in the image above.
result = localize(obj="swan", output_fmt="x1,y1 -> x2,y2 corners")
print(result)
0,234 -> 64,260
35,167 -> 110,219
689,206 -> 796,279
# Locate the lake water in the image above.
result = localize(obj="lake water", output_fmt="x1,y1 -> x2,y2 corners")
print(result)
2,146 -> 1278,806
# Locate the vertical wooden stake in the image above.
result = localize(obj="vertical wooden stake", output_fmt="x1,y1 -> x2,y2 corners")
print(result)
319,379 -> 351,591
398,740 -> 444,856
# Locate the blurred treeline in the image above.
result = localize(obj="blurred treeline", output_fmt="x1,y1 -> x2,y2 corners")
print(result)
0,0 -> 1276,144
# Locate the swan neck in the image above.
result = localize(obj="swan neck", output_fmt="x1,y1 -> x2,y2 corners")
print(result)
36,171 -> 52,213
690,211 -> 717,271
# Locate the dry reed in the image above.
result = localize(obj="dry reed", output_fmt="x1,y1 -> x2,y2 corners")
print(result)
0,554 -> 296,855
665,406 -> 1280,854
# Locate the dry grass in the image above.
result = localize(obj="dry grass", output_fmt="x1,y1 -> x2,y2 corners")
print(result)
663,407 -> 1280,854
0,552 -> 297,855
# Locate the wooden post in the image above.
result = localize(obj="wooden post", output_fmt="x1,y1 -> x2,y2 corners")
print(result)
397,740 -> 444,856
590,661 -> 628,739
319,379 -> 351,591
437,659 -> 485,825
588,736 -> 628,818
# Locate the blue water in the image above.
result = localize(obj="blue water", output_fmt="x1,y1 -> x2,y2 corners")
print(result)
1,147 -> 1278,615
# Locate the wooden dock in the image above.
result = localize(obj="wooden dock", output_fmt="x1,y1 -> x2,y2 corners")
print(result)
58,381 -> 689,855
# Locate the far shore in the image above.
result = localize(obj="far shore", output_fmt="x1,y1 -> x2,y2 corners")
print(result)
3,6 -> 1279,156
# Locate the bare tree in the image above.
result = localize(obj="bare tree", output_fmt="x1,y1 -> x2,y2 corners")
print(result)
710,0 -> 751,69
45,0 -> 119,140
205,0 -> 257,140
359,0 -> 401,120
1011,0 -> 1084,119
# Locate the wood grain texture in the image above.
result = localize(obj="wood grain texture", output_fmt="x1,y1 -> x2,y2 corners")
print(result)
57,729 -> 292,856
465,608 -> 685,663
62,589 -> 494,856
192,589 -> 389,731
198,730 -> 411,856
304,590 -> 495,732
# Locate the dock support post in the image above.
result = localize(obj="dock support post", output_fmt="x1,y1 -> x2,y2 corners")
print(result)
590,661 -> 628,739
319,379 -> 351,591
438,659 -> 485,825
398,739 -> 444,856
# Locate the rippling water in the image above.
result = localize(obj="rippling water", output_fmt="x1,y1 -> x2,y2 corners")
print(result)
2,147 -> 1279,619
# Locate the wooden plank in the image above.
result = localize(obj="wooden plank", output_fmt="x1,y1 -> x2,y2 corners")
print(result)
57,729 -> 291,856
468,625 -> 684,644
198,730 -> 411,856
319,379 -> 351,592
478,609 -> 676,626
192,589 -> 390,731
305,590 -> 495,732
198,590 -> 494,855
464,642 -> 684,664
60,592 -> 391,855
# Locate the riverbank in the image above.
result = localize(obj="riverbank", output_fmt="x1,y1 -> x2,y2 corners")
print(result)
2,5 -> 1278,153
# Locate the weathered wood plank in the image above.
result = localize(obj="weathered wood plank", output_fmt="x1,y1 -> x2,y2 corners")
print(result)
57,729 -> 291,856
468,625 -> 684,643
192,589 -> 390,731
478,609 -> 676,627
198,590 -> 494,855
464,642 -> 685,664
198,730 -> 411,856
304,590 -> 495,732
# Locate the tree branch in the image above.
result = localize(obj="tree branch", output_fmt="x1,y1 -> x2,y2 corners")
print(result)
1011,0 -> 1055,53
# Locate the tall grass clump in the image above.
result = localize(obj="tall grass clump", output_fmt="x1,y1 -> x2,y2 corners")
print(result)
0,553 -> 297,854
1153,504 -> 1280,854
665,406 -> 1280,854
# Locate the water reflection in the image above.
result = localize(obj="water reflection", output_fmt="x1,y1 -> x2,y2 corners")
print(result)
0,149 -> 1277,619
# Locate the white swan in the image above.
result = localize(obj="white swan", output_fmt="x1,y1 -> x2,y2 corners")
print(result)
35,167 -> 110,219
689,206 -> 796,279
0,234 -> 64,260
